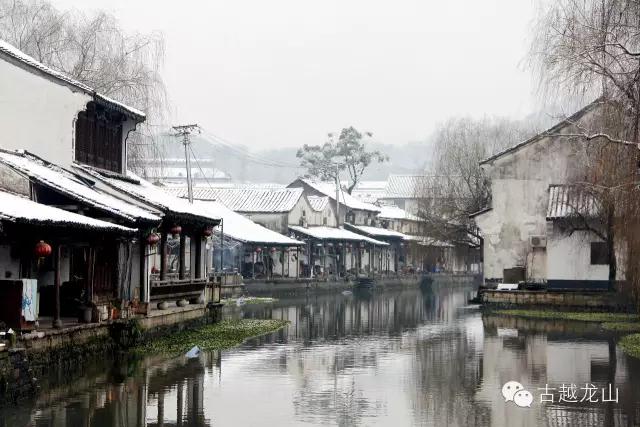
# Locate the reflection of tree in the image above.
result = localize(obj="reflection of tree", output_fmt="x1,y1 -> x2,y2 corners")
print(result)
407,326 -> 490,426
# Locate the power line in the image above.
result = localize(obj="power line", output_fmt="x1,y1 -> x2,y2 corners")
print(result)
197,127 -> 301,169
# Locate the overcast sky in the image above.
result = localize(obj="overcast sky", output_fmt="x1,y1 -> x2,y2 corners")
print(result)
55,0 -> 540,150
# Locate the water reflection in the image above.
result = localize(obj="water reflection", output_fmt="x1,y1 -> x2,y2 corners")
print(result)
2,284 -> 640,426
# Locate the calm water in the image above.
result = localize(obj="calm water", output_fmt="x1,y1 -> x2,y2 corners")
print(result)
2,284 -> 640,426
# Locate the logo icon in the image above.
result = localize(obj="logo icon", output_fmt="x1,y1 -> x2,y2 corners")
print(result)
502,381 -> 533,408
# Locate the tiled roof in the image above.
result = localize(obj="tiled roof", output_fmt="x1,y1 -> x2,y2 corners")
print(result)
0,191 -> 135,233
547,184 -> 599,220
344,223 -> 407,239
308,196 -> 330,212
377,205 -> 421,221
192,201 -> 303,245
165,187 -> 303,213
289,225 -> 388,245
480,99 -> 602,165
0,150 -> 161,223
383,175 -> 429,198
351,180 -> 388,203
0,40 -> 144,119
289,179 -> 380,212
79,169 -> 221,224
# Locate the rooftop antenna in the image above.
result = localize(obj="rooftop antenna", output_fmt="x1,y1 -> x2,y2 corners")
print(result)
172,124 -> 200,203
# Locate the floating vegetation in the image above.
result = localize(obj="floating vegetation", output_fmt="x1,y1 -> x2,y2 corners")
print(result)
221,297 -> 278,306
602,322 -> 640,332
619,334 -> 640,359
134,319 -> 288,356
490,309 -> 638,323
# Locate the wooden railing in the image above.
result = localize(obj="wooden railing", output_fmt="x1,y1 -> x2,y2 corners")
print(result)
149,277 -> 208,302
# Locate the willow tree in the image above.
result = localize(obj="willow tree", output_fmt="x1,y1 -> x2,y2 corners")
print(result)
417,117 -> 539,248
530,0 -> 640,294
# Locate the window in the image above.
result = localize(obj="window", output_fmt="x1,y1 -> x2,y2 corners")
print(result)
75,102 -> 125,173
590,242 -> 609,265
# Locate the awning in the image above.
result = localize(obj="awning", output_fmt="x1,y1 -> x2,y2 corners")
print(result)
0,191 -> 135,234
289,226 -> 389,246
192,200 -> 303,246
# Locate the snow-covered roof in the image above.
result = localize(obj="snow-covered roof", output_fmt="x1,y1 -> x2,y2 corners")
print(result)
546,184 -> 599,220
351,180 -> 388,203
404,235 -> 454,247
308,196 -> 330,212
191,201 -> 303,246
83,170 -> 221,224
0,150 -> 161,223
141,166 -> 230,181
0,40 -> 144,119
0,191 -> 135,233
289,179 -> 380,212
345,223 -> 407,239
377,205 -> 421,222
480,100 -> 603,165
382,175 -> 429,199
289,226 -> 389,245
165,187 -> 303,213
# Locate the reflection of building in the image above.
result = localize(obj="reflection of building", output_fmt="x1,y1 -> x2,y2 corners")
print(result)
479,313 -> 631,427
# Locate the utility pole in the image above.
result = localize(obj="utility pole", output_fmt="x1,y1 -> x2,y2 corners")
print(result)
172,124 -> 199,203
335,163 -> 341,228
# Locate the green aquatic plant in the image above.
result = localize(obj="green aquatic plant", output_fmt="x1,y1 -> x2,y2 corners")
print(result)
221,297 -> 279,305
619,334 -> 640,359
134,319 -> 288,356
490,309 -> 639,323
601,322 -> 640,332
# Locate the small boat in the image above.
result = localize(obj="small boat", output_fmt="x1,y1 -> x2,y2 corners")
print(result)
341,290 -> 353,296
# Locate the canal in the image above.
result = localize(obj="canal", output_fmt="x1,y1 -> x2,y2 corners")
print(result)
2,283 -> 640,426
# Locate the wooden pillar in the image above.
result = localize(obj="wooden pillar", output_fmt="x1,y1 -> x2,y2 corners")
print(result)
252,248 -> 256,279
179,233 -> 186,280
139,237 -> 147,302
53,244 -> 62,329
160,232 -> 167,281
296,247 -> 299,279
195,234 -> 202,279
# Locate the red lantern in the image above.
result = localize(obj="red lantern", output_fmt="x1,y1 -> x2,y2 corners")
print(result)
203,227 -> 213,237
270,247 -> 277,253
146,233 -> 160,246
151,266 -> 160,274
34,240 -> 52,258
170,225 -> 182,237
256,247 -> 262,253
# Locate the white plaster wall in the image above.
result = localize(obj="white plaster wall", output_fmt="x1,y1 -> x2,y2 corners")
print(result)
244,212 -> 288,233
477,132 -> 584,281
0,59 -> 90,167
547,227 -> 609,281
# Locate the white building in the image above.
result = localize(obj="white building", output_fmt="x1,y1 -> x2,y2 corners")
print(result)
166,186 -> 337,233
473,101 -> 623,289
287,178 -> 380,226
